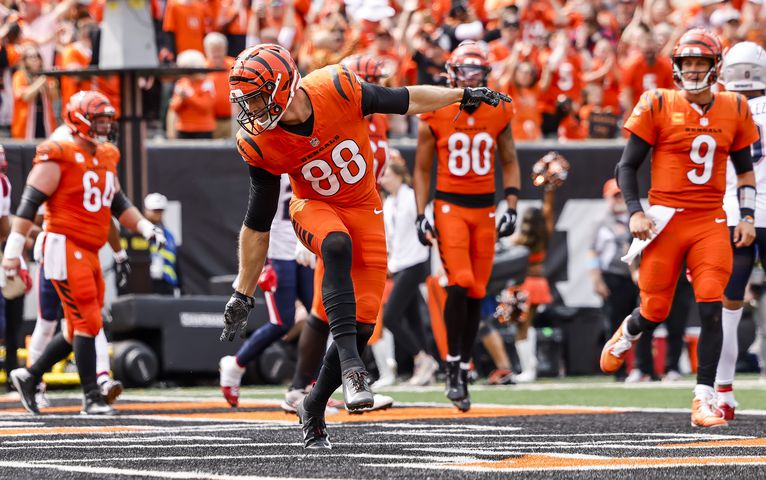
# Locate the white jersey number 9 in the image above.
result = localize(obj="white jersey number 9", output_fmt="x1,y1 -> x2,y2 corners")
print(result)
687,134 -> 716,185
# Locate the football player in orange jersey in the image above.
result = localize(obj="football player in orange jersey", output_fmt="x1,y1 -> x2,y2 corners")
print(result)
413,40 -> 521,412
604,29 -> 759,428
278,53 -> 397,416
3,91 -> 166,416
221,43 -> 509,449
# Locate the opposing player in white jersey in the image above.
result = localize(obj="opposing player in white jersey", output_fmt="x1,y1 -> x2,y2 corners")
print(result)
718,41 -> 766,420
219,174 -> 315,407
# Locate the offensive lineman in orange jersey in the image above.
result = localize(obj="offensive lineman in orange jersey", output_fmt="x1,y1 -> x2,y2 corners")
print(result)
3,91 -> 166,415
220,44 -> 510,449
413,40 -> 521,412
604,29 -> 759,428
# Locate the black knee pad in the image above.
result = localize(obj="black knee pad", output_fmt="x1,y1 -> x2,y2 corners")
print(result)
477,320 -> 494,338
356,323 -> 375,349
320,232 -> 352,269
627,308 -> 660,335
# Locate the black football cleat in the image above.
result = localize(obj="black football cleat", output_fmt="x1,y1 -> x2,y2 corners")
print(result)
297,399 -> 331,450
453,396 -> 471,412
99,378 -> 124,405
444,361 -> 464,402
341,367 -> 374,411
10,369 -> 40,415
81,390 -> 117,415
454,368 -> 471,412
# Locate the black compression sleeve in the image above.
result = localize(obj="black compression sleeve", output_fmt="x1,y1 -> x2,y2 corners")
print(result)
730,146 -> 754,175
110,190 -> 133,218
361,83 -> 410,116
243,166 -> 281,232
616,133 -> 652,217
16,185 -> 48,221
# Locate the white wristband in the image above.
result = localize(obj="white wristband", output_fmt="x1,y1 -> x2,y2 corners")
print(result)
113,249 -> 128,262
137,219 -> 155,240
3,231 -> 26,260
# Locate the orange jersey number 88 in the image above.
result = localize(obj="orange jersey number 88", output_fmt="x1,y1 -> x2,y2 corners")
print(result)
83,171 -> 116,212
448,132 -> 494,177
301,139 -> 367,196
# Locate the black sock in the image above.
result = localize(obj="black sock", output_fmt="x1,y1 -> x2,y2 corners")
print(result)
697,301 -> 723,387
73,335 -> 98,395
290,315 -> 329,391
444,286 -> 468,358
28,333 -> 72,382
303,323 -> 374,416
626,308 -> 659,337
460,297 -> 481,363
321,233 -> 362,371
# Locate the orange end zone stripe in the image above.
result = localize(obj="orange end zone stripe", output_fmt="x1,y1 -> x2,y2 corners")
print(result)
460,453 -> 766,470
660,438 -> 766,448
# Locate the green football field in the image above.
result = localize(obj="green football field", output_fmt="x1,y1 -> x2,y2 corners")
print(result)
121,374 -> 766,411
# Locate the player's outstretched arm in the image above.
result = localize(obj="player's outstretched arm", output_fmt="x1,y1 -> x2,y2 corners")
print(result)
405,85 -> 511,115
2,162 -> 61,279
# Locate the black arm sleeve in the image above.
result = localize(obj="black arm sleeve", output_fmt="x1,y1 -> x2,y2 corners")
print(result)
361,83 -> 410,117
110,190 -> 134,218
616,133 -> 652,216
243,166 -> 281,232
16,185 -> 48,221
730,146 -> 754,175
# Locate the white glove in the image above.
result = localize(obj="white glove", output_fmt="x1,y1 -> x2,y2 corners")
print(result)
295,241 -> 316,269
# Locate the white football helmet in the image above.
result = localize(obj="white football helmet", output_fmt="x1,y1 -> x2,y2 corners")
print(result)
720,41 -> 766,92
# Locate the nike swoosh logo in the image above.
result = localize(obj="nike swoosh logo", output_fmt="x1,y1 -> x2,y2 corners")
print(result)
374,209 -> 383,215
715,218 -> 726,223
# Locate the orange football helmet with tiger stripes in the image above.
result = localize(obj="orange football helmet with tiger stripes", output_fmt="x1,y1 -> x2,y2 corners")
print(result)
671,28 -> 723,93
64,90 -> 116,144
229,44 -> 301,136
340,54 -> 391,84
446,40 -> 491,88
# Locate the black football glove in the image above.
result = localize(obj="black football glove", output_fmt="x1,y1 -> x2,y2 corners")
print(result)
460,87 -> 512,109
113,251 -> 131,289
220,291 -> 254,341
415,214 -> 437,246
496,208 -> 517,238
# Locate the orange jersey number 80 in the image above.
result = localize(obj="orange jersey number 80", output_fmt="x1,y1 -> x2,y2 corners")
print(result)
687,134 -> 716,185
83,171 -> 115,212
448,132 -> 494,177
301,139 -> 367,196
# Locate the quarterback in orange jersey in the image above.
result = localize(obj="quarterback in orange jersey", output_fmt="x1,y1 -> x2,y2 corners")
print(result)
414,40 -> 521,412
221,43 -> 509,449
3,91 -> 166,416
604,29 -> 759,428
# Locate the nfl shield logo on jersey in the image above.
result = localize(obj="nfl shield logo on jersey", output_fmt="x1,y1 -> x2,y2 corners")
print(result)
310,138 -> 320,147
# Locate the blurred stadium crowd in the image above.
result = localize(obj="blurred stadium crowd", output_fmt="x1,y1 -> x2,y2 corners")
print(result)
4,0 -> 766,141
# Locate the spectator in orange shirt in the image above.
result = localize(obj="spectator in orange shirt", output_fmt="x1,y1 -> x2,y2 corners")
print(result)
11,46 -> 56,139
168,50 -> 215,139
162,0 -> 212,56
582,39 -> 620,113
215,0 -> 249,57
203,32 -> 235,139
556,95 -> 587,142
539,30 -> 582,138
619,24 -> 673,115
59,22 -> 95,108
497,51 -> 542,141
488,12 -> 521,64
579,83 -> 619,139
0,15 -> 22,131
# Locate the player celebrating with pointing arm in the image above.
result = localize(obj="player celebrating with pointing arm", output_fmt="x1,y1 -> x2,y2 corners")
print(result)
221,43 -> 509,449
413,40 -> 521,412
5,91 -> 165,416
603,29 -> 759,428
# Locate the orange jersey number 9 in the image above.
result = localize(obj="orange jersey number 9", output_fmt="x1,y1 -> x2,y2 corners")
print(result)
82,171 -> 115,212
301,139 -> 367,196
687,135 -> 716,186
448,132 -> 494,177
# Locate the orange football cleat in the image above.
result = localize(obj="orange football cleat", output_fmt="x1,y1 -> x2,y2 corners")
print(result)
600,317 -> 639,374
692,398 -> 729,427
